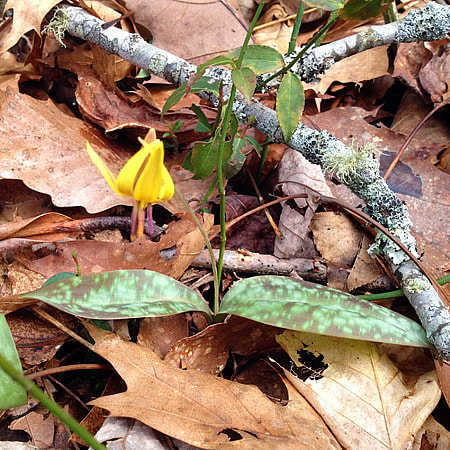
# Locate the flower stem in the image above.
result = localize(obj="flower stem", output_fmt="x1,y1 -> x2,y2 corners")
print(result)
216,0 -> 267,287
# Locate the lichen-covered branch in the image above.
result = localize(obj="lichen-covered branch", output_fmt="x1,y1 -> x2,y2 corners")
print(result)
57,5 -> 450,358
279,2 -> 450,84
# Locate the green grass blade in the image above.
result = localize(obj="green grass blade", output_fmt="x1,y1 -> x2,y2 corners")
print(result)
21,270 -> 212,320
219,276 -> 432,349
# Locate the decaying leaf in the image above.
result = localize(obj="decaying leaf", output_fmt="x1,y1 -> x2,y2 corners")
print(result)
87,324 -> 341,449
277,330 -> 440,450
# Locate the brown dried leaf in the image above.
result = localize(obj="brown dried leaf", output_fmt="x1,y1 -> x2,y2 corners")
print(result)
278,330 -> 440,450
7,311 -> 68,366
274,148 -> 332,259
87,324 -> 341,449
0,0 -> 62,54
10,411 -> 55,448
0,77 -> 133,213
165,316 -> 281,375
303,46 -> 389,96
25,213 -> 213,280
138,315 -> 189,359
347,235 -> 384,292
0,213 -> 72,240
310,212 -> 361,267
122,0 -> 251,65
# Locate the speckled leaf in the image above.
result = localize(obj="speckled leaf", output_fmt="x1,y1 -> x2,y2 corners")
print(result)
276,72 -> 304,143
0,314 -> 27,409
220,276 -> 432,349
20,270 -> 212,320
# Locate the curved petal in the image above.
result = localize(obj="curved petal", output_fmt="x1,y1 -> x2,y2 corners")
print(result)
133,139 -> 165,204
86,142 -> 121,195
116,143 -> 153,197
158,166 -> 175,201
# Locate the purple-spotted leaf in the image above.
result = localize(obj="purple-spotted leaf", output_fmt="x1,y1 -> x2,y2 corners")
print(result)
232,67 -> 256,102
219,276 -> 432,349
276,72 -> 304,143
0,314 -> 27,409
20,270 -> 212,320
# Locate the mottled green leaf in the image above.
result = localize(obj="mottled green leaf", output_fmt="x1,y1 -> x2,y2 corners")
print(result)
229,45 -> 285,75
276,72 -> 304,143
232,67 -> 256,102
340,0 -> 393,20
220,276 -> 432,348
304,0 -> 344,11
0,314 -> 27,410
20,270 -> 212,320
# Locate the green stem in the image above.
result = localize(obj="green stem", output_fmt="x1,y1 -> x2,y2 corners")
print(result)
0,353 -> 106,450
256,139 -> 270,184
358,274 -> 450,301
215,0 -> 268,288
258,13 -> 339,90
287,1 -> 306,55
175,187 -> 219,315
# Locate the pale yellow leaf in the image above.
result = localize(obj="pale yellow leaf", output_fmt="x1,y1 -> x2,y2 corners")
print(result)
277,330 -> 440,450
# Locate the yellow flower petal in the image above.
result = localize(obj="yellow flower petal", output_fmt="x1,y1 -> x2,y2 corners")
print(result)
86,142 -> 122,195
116,142 -> 154,197
133,138 -> 167,204
86,132 -> 174,207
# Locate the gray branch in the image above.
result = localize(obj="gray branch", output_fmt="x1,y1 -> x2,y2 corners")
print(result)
57,4 -> 450,359
279,1 -> 450,84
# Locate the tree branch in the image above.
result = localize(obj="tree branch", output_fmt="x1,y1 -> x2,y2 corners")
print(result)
55,4 -> 450,359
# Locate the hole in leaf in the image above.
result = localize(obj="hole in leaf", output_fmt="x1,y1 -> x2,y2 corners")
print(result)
219,429 -> 243,441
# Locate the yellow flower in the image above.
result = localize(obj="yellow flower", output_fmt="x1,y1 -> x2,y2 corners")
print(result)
86,130 -> 174,240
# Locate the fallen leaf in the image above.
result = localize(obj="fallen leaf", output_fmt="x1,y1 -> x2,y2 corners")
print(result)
0,213 -> 72,240
0,0 -> 62,54
277,330 -> 440,450
122,0 -> 251,65
138,315 -> 189,359
87,324 -> 341,449
165,316 -> 282,375
7,311 -> 69,366
0,76 -> 134,213
274,148 -> 332,259
303,46 -> 390,96
24,213 -> 213,279
9,411 -> 55,448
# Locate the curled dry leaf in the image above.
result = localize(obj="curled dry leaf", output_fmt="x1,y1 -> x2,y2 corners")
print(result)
24,213 -> 214,280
